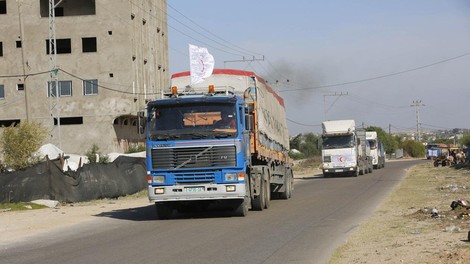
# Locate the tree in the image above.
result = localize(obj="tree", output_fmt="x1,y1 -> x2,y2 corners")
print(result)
460,133 -> 470,147
288,132 -> 321,159
289,134 -> 302,151
0,121 -> 47,170
402,139 -> 425,158
85,144 -> 109,163
366,126 -> 399,156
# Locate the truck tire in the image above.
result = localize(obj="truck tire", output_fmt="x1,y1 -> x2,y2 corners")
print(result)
252,178 -> 265,211
280,171 -> 292,200
264,170 -> 271,209
156,203 -> 172,220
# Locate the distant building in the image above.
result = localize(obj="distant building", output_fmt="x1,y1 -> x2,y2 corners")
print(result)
0,0 -> 169,154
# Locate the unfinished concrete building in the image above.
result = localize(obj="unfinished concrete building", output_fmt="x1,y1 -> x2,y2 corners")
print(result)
0,0 -> 169,155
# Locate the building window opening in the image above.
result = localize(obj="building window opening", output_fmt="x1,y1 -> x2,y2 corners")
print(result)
54,116 -> 83,125
17,84 -> 24,91
16,41 -> 22,48
0,84 -> 5,99
0,1 -> 6,14
46,39 -> 71,54
55,7 -> 64,16
83,79 -> 98,95
0,119 -> 20,127
82,37 -> 97,52
39,0 -> 95,17
0,42 -> 3,56
48,80 -> 72,97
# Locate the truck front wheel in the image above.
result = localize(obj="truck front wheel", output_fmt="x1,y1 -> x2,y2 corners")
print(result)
252,179 -> 265,211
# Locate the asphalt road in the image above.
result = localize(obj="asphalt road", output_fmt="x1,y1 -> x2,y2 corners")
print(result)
1,159 -> 424,264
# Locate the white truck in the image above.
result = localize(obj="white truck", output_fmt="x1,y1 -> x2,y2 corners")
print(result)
366,131 -> 385,169
321,120 -> 371,177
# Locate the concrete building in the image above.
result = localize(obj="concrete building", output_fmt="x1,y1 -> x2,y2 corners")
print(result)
0,0 -> 169,155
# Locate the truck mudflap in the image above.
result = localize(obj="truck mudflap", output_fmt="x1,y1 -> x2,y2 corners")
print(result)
148,183 -> 246,202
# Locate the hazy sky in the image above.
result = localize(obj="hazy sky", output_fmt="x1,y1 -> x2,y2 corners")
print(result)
166,1 -> 470,136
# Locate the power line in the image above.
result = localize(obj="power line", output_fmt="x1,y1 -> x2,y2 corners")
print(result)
166,4 -> 259,58
130,1 -> 246,57
279,52 -> 470,92
167,3 -> 264,57
287,117 -> 321,127
59,68 -> 158,96
0,70 -> 52,78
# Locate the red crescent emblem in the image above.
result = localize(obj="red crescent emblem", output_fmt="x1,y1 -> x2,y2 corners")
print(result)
339,156 -> 345,162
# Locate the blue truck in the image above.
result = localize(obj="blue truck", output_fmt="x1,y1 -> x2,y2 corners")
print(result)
142,69 -> 293,219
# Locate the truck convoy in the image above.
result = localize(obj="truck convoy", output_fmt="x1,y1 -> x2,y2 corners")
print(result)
142,69 -> 293,218
321,120 -> 372,177
366,131 -> 385,169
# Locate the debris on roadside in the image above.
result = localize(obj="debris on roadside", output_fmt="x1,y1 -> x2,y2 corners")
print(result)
440,184 -> 468,192
443,225 -> 461,233
450,199 -> 470,210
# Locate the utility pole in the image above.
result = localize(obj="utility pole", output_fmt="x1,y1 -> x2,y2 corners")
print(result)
323,92 -> 348,120
410,100 -> 425,141
17,1 -> 30,121
223,56 -> 264,68
49,0 -> 63,149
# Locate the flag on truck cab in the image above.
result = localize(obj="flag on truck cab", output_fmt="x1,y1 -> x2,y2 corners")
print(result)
189,44 -> 214,85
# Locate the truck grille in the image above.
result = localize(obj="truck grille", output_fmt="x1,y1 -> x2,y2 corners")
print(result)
174,172 -> 215,183
151,145 -> 236,169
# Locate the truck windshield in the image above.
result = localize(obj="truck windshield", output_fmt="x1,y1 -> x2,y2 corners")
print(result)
368,140 -> 377,149
322,135 -> 354,149
148,103 -> 238,140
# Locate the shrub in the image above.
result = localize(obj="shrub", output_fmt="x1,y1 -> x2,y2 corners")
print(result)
0,121 -> 47,170
126,143 -> 145,154
85,144 -> 109,163
402,139 -> 425,158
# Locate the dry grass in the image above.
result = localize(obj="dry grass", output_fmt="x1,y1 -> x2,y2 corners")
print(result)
293,157 -> 321,176
329,162 -> 470,264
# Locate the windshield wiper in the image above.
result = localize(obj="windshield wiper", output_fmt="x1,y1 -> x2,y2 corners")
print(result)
187,133 -> 209,139
214,132 -> 235,138
150,134 -> 181,141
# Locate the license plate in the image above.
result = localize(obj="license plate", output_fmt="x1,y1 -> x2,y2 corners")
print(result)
335,169 -> 343,172
185,186 -> 204,192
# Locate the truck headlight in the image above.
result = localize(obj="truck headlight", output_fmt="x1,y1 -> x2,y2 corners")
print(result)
225,173 -> 237,181
153,175 -> 165,183
154,188 -> 165,194
226,185 -> 236,192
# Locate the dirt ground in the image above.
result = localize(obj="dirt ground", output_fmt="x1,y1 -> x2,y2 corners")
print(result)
1,161 -> 470,263
0,193 -> 150,247
329,161 -> 470,264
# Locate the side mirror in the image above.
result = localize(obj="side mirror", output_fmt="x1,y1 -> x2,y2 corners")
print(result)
137,111 -> 145,134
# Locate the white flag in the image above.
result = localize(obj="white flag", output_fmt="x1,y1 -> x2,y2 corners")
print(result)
189,44 -> 214,85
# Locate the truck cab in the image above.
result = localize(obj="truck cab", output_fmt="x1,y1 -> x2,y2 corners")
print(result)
146,87 -> 251,218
